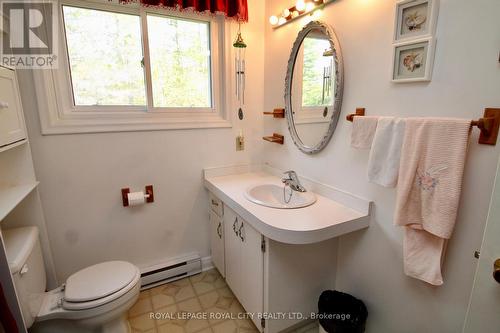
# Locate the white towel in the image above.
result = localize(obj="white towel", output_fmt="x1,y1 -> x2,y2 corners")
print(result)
351,116 -> 379,149
367,117 -> 406,187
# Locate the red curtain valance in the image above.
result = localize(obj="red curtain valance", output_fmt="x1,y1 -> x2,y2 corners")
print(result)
120,0 -> 248,22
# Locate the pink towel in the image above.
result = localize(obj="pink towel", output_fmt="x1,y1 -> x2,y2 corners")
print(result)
394,118 -> 471,286
351,116 -> 379,149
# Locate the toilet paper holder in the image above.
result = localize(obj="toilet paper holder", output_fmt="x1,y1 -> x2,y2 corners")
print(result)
121,185 -> 154,207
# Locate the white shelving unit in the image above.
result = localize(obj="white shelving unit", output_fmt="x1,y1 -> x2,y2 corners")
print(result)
0,65 -> 57,333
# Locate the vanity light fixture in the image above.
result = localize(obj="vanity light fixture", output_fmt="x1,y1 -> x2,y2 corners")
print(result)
269,0 -> 333,28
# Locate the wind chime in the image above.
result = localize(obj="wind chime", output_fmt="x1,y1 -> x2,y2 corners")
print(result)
233,22 -> 247,117
322,47 -> 333,105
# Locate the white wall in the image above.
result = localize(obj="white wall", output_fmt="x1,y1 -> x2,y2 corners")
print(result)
263,0 -> 500,332
17,0 -> 266,282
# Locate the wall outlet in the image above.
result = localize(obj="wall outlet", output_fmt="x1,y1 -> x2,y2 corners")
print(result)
236,135 -> 244,151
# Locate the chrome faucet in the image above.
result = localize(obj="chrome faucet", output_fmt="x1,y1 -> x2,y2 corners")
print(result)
281,170 -> 306,192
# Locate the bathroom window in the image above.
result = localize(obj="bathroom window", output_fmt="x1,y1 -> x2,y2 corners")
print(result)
35,1 -> 228,134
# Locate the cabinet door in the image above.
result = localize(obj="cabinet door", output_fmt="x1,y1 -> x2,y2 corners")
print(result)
0,67 -> 26,148
209,210 -> 225,277
223,206 -> 242,298
239,219 -> 264,330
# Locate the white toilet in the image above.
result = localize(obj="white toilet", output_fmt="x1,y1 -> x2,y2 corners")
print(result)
2,226 -> 141,333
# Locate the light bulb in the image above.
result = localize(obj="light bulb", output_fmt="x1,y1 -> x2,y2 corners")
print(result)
296,0 -> 306,12
278,17 -> 287,25
312,9 -> 323,19
269,15 -> 279,25
306,2 -> 315,11
282,8 -> 290,17
291,11 -> 299,18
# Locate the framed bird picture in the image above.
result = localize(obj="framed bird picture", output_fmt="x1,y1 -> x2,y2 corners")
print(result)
394,0 -> 439,42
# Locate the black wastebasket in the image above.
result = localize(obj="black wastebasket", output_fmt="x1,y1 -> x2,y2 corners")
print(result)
318,290 -> 368,333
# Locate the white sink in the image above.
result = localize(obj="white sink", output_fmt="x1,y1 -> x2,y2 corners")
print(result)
244,184 -> 316,209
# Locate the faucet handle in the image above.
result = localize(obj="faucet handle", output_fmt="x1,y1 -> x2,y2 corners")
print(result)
283,170 -> 296,177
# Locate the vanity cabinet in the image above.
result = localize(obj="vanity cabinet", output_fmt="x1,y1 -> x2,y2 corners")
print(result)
0,66 -> 27,149
205,167 -> 370,333
208,191 -> 339,333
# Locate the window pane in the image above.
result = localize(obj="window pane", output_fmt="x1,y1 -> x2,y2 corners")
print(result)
147,15 -> 211,108
302,37 -> 333,107
63,6 -> 146,106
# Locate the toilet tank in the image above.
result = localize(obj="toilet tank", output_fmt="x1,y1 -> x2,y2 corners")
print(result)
2,226 -> 47,328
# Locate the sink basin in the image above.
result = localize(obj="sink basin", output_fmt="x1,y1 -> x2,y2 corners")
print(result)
244,184 -> 316,209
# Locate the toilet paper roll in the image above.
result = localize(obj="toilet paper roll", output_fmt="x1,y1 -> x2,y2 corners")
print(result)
127,191 -> 146,206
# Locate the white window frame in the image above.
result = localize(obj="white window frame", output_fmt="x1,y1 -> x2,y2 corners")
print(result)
291,39 -> 331,125
34,0 -> 232,134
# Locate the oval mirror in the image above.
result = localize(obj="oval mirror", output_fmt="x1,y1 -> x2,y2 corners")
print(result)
285,21 -> 344,154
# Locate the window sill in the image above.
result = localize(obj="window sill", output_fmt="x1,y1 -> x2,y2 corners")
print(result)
38,110 -> 232,135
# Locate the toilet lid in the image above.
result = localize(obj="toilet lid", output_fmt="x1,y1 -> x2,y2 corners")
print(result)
64,261 -> 138,303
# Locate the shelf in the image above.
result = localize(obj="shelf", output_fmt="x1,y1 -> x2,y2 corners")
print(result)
0,182 -> 39,221
263,108 -> 285,118
0,138 -> 27,154
263,133 -> 284,144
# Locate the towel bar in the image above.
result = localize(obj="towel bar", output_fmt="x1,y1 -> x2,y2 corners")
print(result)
346,108 -> 500,146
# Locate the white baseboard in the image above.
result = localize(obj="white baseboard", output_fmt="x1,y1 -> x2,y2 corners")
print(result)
201,256 -> 214,272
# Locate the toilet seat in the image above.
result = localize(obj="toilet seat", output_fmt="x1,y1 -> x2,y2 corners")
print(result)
62,261 -> 140,311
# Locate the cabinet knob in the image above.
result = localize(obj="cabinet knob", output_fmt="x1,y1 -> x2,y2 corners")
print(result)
494,259 -> 500,284
0,101 -> 8,109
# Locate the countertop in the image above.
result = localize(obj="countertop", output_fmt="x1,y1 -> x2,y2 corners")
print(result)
204,167 -> 370,244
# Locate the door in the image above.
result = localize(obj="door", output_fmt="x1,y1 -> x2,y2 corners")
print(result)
210,210 -> 225,277
223,207 -> 264,331
239,219 -> 264,331
463,156 -> 500,332
0,67 -> 26,148
223,206 -> 242,296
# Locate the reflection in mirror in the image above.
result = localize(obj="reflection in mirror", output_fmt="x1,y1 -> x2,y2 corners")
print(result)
292,30 -> 334,147
285,22 -> 343,154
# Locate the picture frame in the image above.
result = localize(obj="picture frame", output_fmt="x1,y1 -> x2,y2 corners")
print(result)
392,37 -> 436,83
393,0 -> 439,42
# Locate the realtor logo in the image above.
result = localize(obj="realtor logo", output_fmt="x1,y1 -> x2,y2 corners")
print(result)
1,0 -> 58,68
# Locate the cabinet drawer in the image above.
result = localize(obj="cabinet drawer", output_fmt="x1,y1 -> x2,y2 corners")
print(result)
208,192 -> 223,217
0,67 -> 26,148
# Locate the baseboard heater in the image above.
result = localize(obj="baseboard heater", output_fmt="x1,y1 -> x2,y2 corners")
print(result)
140,254 -> 202,290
